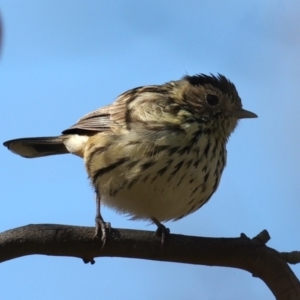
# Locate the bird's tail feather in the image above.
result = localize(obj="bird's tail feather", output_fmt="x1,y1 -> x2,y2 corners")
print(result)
3,136 -> 69,158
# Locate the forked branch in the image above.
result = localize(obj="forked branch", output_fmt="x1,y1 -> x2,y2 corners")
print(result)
0,224 -> 299,299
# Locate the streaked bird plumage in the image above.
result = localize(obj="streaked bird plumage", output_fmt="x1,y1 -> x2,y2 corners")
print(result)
3,74 -> 257,243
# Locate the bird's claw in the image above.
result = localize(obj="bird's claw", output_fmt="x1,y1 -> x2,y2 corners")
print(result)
95,216 -> 111,248
154,224 -> 170,246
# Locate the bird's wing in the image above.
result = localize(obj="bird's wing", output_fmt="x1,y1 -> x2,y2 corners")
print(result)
62,105 -> 112,134
61,88 -> 135,134
61,85 -> 172,135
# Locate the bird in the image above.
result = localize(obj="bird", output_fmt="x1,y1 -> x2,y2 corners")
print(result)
3,73 -> 257,245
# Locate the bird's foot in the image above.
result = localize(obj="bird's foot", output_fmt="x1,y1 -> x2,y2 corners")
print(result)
152,218 -> 170,246
95,216 -> 111,248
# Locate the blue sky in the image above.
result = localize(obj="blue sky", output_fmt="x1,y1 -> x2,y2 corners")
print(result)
1,1 -> 300,299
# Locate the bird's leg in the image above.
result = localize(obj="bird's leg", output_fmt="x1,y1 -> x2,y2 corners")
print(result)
94,191 -> 111,246
151,217 -> 170,246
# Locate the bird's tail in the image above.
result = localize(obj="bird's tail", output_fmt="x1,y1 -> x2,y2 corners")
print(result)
3,136 -> 69,158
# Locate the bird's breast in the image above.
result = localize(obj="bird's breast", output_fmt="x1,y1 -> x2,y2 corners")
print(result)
87,128 -> 227,222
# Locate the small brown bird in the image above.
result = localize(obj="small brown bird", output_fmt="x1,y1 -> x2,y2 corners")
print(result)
3,74 -> 257,244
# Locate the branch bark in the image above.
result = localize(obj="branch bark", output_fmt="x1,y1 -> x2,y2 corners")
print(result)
0,224 -> 299,299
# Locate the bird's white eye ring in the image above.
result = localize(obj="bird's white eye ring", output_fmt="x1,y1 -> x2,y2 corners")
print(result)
206,94 -> 219,106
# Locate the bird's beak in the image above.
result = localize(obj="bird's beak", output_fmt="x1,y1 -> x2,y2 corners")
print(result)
230,108 -> 258,119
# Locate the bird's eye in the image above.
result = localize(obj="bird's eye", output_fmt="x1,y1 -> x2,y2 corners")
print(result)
206,94 -> 219,106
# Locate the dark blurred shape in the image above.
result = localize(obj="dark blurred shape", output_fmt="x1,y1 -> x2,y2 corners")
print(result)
0,13 -> 2,54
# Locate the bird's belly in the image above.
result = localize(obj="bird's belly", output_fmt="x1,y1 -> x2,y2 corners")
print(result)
100,154 -> 223,222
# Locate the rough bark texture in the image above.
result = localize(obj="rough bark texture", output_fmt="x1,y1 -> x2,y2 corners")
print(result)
0,224 -> 299,299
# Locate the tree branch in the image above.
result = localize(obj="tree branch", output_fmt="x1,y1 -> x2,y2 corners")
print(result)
0,224 -> 299,299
